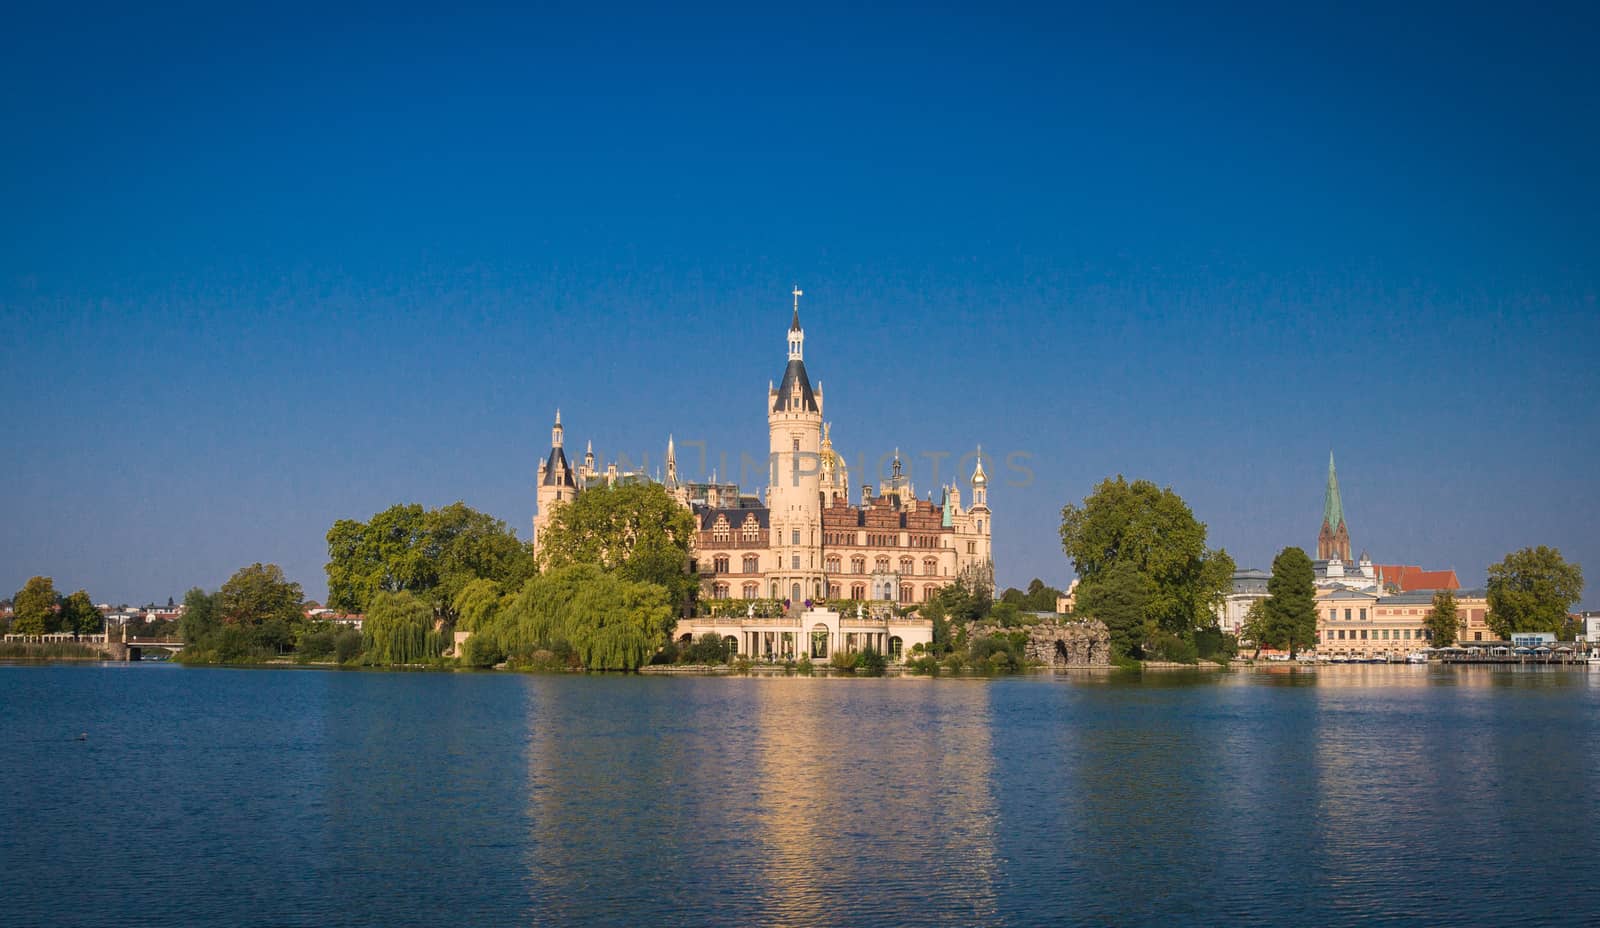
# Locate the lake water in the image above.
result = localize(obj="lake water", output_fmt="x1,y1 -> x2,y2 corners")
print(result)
2,664 -> 1598,927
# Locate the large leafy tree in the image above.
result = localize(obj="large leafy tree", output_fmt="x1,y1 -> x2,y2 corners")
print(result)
1486,546 -> 1584,638
60,590 -> 100,637
11,576 -> 60,636
218,563 -> 305,627
1060,476 -> 1234,638
1074,559 -> 1154,659
325,502 -> 536,620
1257,547 -> 1318,658
1423,589 -> 1459,647
537,482 -> 696,606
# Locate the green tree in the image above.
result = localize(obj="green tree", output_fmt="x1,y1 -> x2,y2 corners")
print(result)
1258,547 -> 1318,658
537,482 -> 697,606
179,587 -> 220,644
11,576 -> 60,635
61,590 -> 100,637
325,502 -> 536,620
218,564 -> 305,628
1239,599 -> 1269,659
1075,560 -> 1154,659
483,564 -> 674,671
1486,546 -> 1584,639
1060,476 -> 1234,640
363,591 -> 440,664
452,578 -> 508,632
1423,589 -> 1459,647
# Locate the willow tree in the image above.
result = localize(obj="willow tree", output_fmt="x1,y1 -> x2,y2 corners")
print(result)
453,578 -> 513,633
364,591 -> 439,664
483,564 -> 673,671
566,572 -> 675,671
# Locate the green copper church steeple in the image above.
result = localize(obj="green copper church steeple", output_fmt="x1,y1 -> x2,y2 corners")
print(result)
1323,451 -> 1344,531
1317,451 -> 1352,561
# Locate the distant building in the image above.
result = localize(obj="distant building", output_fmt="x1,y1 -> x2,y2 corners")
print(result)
1578,611 -> 1600,643
1216,568 -> 1271,636
1316,588 -> 1489,658
1055,579 -> 1079,615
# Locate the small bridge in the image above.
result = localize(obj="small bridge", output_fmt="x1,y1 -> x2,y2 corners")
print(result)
113,637 -> 186,661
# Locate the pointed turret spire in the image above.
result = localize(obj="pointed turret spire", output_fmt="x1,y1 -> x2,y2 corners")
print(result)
665,434 -> 677,488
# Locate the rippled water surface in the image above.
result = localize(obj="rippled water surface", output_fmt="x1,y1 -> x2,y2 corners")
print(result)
3,664 -> 1598,927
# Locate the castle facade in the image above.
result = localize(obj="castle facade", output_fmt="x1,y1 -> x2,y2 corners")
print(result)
532,291 -> 993,623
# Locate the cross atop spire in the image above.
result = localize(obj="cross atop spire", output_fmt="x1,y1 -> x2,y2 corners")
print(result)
791,285 -> 803,331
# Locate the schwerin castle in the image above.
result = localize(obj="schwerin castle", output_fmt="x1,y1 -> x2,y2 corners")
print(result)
528,290 -> 992,661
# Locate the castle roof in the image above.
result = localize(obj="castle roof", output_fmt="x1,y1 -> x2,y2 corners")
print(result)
772,359 -> 818,413
693,504 -> 770,530
541,446 -> 575,487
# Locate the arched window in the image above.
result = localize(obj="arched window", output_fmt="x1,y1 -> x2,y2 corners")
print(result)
742,554 -> 760,573
899,557 -> 913,574
850,583 -> 866,600
899,584 -> 913,603
825,555 -> 841,573
713,556 -> 729,573
874,556 -> 890,573
827,583 -> 841,599
714,582 -> 729,599
923,558 -> 937,576
923,584 -> 936,602
851,556 -> 866,574
742,581 -> 760,598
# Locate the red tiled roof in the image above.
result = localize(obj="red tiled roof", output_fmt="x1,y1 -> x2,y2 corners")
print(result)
1374,565 -> 1460,592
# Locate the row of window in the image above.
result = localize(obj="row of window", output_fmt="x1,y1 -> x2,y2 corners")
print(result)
708,581 -> 945,603
708,555 -> 948,576
1322,627 -> 1430,641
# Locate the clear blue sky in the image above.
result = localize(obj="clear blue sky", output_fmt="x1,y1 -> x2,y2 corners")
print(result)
3,2 -> 1596,607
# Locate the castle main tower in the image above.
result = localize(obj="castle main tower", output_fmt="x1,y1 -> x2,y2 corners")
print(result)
767,288 -> 825,607
532,410 -> 577,557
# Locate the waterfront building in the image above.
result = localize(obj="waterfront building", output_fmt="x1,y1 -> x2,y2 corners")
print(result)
1316,588 -> 1491,658
531,291 -> 991,658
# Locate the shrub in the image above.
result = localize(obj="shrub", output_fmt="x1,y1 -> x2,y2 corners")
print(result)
830,650 -> 859,672
906,655 -> 941,675
298,630 -> 337,661
1146,630 -> 1199,663
333,629 -> 363,663
682,632 -> 731,665
794,656 -> 814,676
856,647 -> 888,675
461,633 -> 505,668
